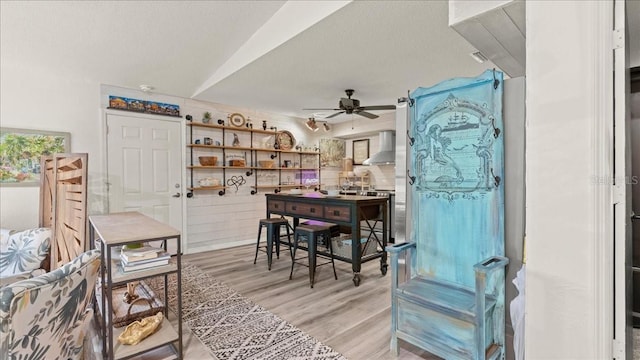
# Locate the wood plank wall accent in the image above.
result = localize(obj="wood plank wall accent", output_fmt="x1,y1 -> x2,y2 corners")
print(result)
39,153 -> 88,270
39,156 -> 55,229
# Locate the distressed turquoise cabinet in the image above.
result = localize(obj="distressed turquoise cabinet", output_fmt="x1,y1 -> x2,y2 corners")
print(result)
388,70 -> 509,360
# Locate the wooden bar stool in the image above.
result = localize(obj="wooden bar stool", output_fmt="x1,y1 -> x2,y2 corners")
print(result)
290,223 -> 338,288
254,218 -> 292,270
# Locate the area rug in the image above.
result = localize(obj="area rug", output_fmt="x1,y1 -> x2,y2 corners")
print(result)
147,263 -> 348,360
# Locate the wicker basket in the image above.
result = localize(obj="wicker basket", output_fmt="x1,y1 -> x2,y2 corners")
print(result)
111,280 -> 165,328
229,159 -> 246,167
331,236 -> 379,259
199,156 -> 217,166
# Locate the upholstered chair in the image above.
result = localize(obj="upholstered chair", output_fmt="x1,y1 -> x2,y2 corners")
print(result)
0,249 -> 100,360
0,227 -> 51,286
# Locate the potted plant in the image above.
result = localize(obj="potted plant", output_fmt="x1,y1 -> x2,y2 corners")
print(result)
203,112 -> 212,124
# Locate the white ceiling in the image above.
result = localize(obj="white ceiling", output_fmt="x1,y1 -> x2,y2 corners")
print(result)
1,1 -> 639,123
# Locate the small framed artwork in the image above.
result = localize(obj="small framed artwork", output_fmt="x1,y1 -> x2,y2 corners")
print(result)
0,128 -> 70,186
352,139 -> 370,165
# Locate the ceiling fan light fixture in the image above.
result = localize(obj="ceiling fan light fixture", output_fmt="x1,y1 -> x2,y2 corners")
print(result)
305,118 -> 319,132
322,122 -> 330,132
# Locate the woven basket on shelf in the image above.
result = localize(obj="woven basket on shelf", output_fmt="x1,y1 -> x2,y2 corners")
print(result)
198,156 -> 217,166
111,280 -> 165,328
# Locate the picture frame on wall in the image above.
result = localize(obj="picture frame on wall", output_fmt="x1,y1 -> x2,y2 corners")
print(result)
108,95 -> 181,117
352,139 -> 370,165
0,128 -> 70,186
319,138 -> 346,168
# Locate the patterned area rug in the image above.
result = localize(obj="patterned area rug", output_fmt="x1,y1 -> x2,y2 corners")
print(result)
147,263 -> 347,360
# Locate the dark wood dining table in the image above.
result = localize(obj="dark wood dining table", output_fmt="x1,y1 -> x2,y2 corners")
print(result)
265,192 -> 388,286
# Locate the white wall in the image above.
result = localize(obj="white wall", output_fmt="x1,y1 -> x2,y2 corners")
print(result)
183,100 -> 321,253
631,93 -> 640,320
525,1 -> 612,358
1,61 -> 103,230
502,77 -> 525,352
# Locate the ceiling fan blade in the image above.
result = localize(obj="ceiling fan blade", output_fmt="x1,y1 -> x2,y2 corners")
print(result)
303,108 -> 342,111
359,105 -> 396,111
355,111 -> 378,119
325,111 -> 345,118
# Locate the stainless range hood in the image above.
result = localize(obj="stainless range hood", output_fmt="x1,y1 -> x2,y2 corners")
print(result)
363,130 -> 395,165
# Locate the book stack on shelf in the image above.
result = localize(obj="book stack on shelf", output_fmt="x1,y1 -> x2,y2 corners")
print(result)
120,245 -> 170,272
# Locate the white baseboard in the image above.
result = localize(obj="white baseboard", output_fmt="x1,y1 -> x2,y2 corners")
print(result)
184,238 -> 255,254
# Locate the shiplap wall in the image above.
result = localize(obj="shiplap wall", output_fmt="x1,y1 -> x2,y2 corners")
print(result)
182,99 -> 329,253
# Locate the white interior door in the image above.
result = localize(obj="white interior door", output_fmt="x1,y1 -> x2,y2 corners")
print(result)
106,113 -> 183,254
613,0 -> 632,358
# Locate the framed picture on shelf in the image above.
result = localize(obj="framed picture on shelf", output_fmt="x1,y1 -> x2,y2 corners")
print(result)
0,128 -> 70,186
352,139 -> 369,165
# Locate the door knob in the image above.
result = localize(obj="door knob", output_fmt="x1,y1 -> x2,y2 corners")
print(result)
172,193 -> 181,198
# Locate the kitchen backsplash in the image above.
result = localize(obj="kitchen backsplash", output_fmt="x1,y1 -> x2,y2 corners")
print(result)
321,164 -> 395,190
365,165 -> 395,190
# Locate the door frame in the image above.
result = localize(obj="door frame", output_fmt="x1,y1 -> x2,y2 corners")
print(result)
613,0 -> 633,358
102,109 -> 187,252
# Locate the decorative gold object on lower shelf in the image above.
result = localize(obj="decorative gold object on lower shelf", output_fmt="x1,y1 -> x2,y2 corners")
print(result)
117,312 -> 164,346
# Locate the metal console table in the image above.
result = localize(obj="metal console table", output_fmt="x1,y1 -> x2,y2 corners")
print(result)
90,211 -> 183,360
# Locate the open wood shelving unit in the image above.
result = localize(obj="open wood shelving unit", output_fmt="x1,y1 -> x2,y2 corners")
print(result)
186,118 -> 321,196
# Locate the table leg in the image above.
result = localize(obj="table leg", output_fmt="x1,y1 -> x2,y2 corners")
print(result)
353,272 -> 361,286
266,225 -> 273,271
308,235 -> 316,288
381,201 -> 389,276
352,209 -> 362,287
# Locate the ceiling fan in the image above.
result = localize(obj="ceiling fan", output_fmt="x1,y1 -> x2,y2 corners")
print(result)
304,89 -> 396,119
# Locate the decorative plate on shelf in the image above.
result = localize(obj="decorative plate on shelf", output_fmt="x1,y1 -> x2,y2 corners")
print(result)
276,130 -> 296,151
229,113 -> 245,127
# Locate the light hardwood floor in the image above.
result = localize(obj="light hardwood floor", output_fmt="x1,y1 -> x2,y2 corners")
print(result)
87,244 -> 439,359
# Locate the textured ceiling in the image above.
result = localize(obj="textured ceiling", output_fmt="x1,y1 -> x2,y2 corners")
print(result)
2,1 -> 639,123
193,0 -> 493,121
